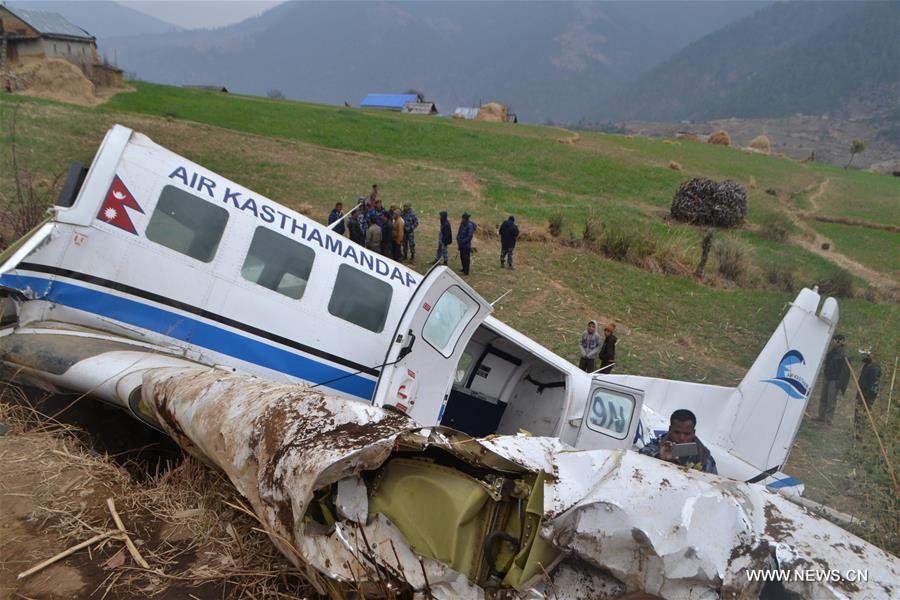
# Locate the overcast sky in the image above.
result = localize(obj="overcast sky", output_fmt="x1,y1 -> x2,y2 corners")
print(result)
120,0 -> 285,29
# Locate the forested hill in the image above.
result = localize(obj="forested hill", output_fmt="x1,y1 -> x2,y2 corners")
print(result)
93,0 -> 764,123
609,1 -> 900,124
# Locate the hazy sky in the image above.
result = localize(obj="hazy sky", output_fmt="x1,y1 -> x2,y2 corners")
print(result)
120,0 -> 285,29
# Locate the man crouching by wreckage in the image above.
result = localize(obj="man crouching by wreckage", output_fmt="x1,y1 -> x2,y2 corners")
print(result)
640,409 -> 718,474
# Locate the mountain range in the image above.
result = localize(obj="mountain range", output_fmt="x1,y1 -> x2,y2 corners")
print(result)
9,1 -> 899,129
611,0 -> 900,122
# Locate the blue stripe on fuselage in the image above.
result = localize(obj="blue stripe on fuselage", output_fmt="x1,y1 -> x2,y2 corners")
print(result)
0,273 -> 376,399
766,476 -> 802,489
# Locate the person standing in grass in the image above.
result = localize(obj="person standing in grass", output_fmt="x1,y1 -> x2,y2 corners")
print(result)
392,208 -> 405,261
816,334 -> 847,425
498,215 -> 519,269
579,320 -> 601,372
435,211 -> 452,266
401,203 -> 418,262
599,323 -> 618,373
348,201 -> 366,245
457,212 -> 476,275
327,202 -> 345,236
853,348 -> 881,439
365,215 -> 382,253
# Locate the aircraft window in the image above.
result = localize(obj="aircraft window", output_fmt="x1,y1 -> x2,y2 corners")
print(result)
454,351 -> 474,386
241,226 -> 315,299
422,286 -> 478,358
146,185 -> 228,262
586,388 -> 634,440
328,264 -> 392,333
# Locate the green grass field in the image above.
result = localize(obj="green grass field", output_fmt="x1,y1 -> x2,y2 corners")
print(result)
2,86 -> 898,552
811,220 -> 900,277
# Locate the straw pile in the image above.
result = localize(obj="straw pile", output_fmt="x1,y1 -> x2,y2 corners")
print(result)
749,135 -> 772,154
707,130 -> 731,146
476,102 -> 507,122
14,59 -> 99,106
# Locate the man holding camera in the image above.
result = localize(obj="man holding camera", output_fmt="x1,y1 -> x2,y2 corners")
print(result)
639,409 -> 718,474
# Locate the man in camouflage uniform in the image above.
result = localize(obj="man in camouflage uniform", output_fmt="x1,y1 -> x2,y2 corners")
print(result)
401,203 -> 419,262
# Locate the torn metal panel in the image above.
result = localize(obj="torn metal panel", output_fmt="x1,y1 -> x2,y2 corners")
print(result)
541,449 -> 899,599
143,367 -> 899,600
142,367 -> 485,598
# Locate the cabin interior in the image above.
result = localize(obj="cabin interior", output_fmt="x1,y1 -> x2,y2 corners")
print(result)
439,324 -> 568,438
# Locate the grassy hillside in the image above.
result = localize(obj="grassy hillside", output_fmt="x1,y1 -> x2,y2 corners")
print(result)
1,87 -> 898,551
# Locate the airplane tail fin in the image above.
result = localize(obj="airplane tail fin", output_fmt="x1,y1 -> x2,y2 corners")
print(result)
719,288 -> 838,475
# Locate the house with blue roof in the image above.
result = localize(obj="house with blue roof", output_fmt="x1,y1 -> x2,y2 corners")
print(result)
360,92 -> 423,111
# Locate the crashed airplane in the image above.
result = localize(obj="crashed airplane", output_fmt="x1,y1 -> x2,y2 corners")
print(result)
1,125 -> 896,597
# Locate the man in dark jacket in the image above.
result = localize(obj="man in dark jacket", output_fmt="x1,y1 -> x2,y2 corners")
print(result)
598,323 -> 617,373
327,202 -> 345,236
435,211 -> 452,265
401,203 -> 419,262
817,334 -> 848,424
456,212 -> 475,275
379,211 -> 392,257
348,206 -> 365,245
498,215 -> 519,269
853,348 -> 881,439
640,409 -> 717,474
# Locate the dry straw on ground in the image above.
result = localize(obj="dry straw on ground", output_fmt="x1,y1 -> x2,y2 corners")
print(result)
13,59 -> 100,106
707,130 -> 731,147
748,135 -> 771,154
475,102 -> 507,122
0,393 -> 315,599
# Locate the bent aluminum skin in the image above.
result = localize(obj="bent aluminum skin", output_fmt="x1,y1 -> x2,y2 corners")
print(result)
143,367 -> 898,600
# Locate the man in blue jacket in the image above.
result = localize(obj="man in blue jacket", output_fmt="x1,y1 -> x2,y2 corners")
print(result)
498,215 -> 519,269
435,211 -> 452,265
327,202 -> 345,236
457,212 -> 476,275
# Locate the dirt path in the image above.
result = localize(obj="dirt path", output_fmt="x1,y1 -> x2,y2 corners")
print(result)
780,178 -> 897,291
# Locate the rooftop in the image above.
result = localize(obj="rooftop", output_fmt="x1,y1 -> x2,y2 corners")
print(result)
3,6 -> 94,40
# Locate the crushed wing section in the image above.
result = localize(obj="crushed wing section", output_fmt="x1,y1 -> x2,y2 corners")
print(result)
142,367 -> 899,599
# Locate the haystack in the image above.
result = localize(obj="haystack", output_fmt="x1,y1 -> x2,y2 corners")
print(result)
669,160 -> 683,171
707,130 -> 731,146
14,59 -> 98,106
476,102 -> 507,122
670,178 -> 747,227
749,135 -> 771,154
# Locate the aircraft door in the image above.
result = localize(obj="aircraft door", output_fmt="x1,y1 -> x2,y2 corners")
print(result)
574,380 -> 643,450
373,266 -> 491,426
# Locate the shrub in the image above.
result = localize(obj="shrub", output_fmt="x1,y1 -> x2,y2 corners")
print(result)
816,269 -> 855,298
714,237 -> 750,282
548,211 -> 564,237
582,213 -> 604,244
599,223 -> 657,263
764,263 -> 796,292
765,188 -> 778,197
757,212 -> 794,242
